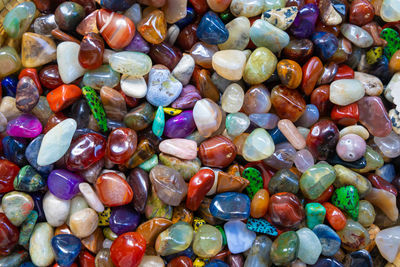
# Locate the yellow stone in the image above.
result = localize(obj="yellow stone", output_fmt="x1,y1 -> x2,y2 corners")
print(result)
21,32 -> 57,68
243,47 -> 277,85
163,107 -> 182,116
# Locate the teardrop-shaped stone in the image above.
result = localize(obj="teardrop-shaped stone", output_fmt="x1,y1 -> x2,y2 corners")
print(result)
1,191 -> 34,226
21,33 -> 57,68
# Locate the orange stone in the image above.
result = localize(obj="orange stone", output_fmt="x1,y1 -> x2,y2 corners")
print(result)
95,172 -> 133,207
137,10 -> 167,44
250,189 -> 270,218
323,202 -> 347,231
46,84 -> 82,112
81,228 -> 104,254
136,218 -> 173,246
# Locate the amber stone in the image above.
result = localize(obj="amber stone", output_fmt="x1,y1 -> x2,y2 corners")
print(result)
79,32 -> 104,70
216,171 -> 250,193
199,135 -> 237,168
306,120 -> 339,161
81,228 -> 104,254
349,0 -> 375,26
172,205 -> 194,224
137,10 -> 167,45
51,28 -> 81,44
96,9 -> 135,50
176,24 -> 199,51
270,85 -> 306,122
277,59 -> 303,89
149,42 -> 183,70
268,192 -> 305,228
389,50 -> 400,73
39,64 -> 63,89
282,38 -> 314,64
193,69 -> 220,102
136,218 -> 173,246
125,139 -> 155,169
301,56 -> 324,95
76,10 -> 99,36
310,85 -> 332,116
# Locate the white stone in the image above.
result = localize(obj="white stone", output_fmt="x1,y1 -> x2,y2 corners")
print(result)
296,228 -> 322,265
29,223 -> 55,267
329,79 -> 365,106
172,53 -> 195,85
79,182 -> 105,212
43,191 -> 70,227
376,226 -> 400,262
120,75 -> 147,98
57,41 -> 87,84
354,72 -> 383,96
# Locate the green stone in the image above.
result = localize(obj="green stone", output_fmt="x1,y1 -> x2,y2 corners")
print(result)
159,153 -> 201,181
380,28 -> 400,60
145,189 -> 173,220
103,227 -> 118,241
357,200 -> 376,227
82,86 -> 108,132
242,167 -> 263,199
300,163 -> 336,200
152,106 -> 165,137
270,231 -> 299,266
333,165 -> 372,198
3,2 -> 36,39
243,47 -> 278,84
220,10 -> 235,23
216,225 -> 227,246
268,169 -> 299,195
18,210 -> 38,247
331,185 -> 359,220
305,203 -> 326,229
192,224 -> 223,258
139,154 -> 159,172
1,191 -> 34,226
13,165 -> 45,192
156,221 -> 194,256
355,146 -> 384,173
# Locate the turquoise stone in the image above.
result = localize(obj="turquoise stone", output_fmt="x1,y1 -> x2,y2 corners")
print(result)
82,65 -> 120,90
139,154 -> 158,172
13,165 -> 45,192
3,2 -> 36,39
249,19 -> 290,53
242,167 -> 263,199
380,28 -> 400,60
152,106 -> 165,137
82,86 -> 108,132
331,185 -> 359,220
246,218 -> 278,236
305,203 -> 326,229
18,210 -> 38,247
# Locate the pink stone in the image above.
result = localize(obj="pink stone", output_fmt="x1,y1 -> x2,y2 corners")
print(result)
358,96 -> 392,137
159,139 -> 197,160
336,134 -> 366,162
6,114 -> 42,138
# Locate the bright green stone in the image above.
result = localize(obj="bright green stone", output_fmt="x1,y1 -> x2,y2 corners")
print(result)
82,86 -> 108,132
18,210 -> 38,247
300,163 -> 336,200
139,154 -> 158,172
3,2 -> 36,39
152,106 -> 165,137
216,225 -> 227,246
331,185 -> 359,220
242,167 -> 263,199
13,165 -> 45,192
305,203 -> 326,229
270,231 -> 299,266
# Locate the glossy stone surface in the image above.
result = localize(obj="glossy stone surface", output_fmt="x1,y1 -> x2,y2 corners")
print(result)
268,192 -> 305,228
271,85 -> 306,122
95,172 -> 133,207
313,224 -> 341,257
199,135 -> 236,168
306,120 -> 339,161
110,232 -> 146,267
270,231 -> 299,266
197,11 -> 229,45
7,114 -> 42,138
0,213 -> 19,256
193,224 -> 222,257
210,192 -> 250,220
155,221 -> 194,256
358,96 -> 392,137
244,47 -> 278,85
29,223 -> 55,267
51,234 -> 81,267
250,19 -> 290,53
224,220 -> 256,254
331,185 -> 359,220
297,228 -> 322,264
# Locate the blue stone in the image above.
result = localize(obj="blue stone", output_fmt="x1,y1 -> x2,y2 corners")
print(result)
25,135 -> 54,176
327,154 -> 367,169
268,127 -> 287,144
312,32 -> 339,61
2,136 -> 28,166
100,0 -> 135,11
109,205 -> 140,235
348,250 -> 373,267
51,234 -> 82,267
309,257 -> 344,267
30,192 -> 46,222
246,218 -> 278,236
1,76 -> 18,97
205,259 -> 229,267
197,11 -> 229,45
312,224 -> 341,257
375,163 -> 396,183
20,262 -> 36,267
295,104 -> 320,128
210,192 -> 250,221
175,7 -> 196,29
164,246 -> 195,262
369,55 -> 391,84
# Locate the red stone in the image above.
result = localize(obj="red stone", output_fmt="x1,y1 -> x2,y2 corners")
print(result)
65,133 -> 106,171
106,128 -> 138,164
43,112 -> 68,134
167,256 -> 193,267
301,56 -> 324,95
47,84 -> 82,113
110,232 -> 146,267
79,32 -> 105,70
95,172 -> 133,207
0,159 -> 19,193
333,64 -> 354,81
19,68 -> 42,94
120,90 -> 140,108
189,0 -> 208,14
323,202 -> 347,231
349,0 -> 375,26
79,250 -> 96,267
186,169 -> 215,211
176,24 -> 199,51
97,9 -> 135,50
306,120 -> 339,161
367,174 -> 398,196
267,192 -> 305,228
199,135 -> 237,168
0,213 -> 19,256
39,64 -> 63,90
331,103 -> 359,126
310,85 -> 333,116
149,42 -> 183,71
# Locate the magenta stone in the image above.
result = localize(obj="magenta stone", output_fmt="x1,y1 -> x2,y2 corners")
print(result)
164,110 -> 196,138
7,114 -> 42,138
47,169 -> 85,200
336,134 -> 367,162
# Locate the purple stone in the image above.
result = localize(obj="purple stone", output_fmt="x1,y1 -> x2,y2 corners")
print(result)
124,31 -> 150,54
7,114 -> 42,138
47,169 -> 84,200
171,85 -> 202,109
109,206 -> 140,235
164,110 -> 196,138
290,4 -> 319,38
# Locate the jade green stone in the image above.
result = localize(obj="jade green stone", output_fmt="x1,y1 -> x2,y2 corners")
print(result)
3,2 -> 36,39
159,153 -> 201,181
216,225 -> 227,246
380,28 -> 400,59
156,221 -> 194,256
152,106 -> 165,137
103,227 -> 118,241
145,189 -> 173,220
334,165 -> 372,198
270,231 -> 299,266
242,167 -> 263,199
139,154 -> 158,172
331,185 -> 359,220
13,165 -> 45,192
305,203 -> 326,229
83,65 -> 120,90
249,19 -> 290,53
357,200 -> 376,227
18,210 -> 38,247
82,86 -> 108,132
300,163 -> 336,200
356,146 -> 384,173
268,169 -> 299,195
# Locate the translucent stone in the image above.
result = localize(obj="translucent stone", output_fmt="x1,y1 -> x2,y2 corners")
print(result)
172,54 -> 195,85
243,128 -> 275,161
224,220 -> 256,254
83,65 -> 120,90
329,79 -> 365,106
244,235 -> 272,267
57,42 -> 87,84
193,99 -> 222,138
244,47 -> 277,85
192,224 -> 222,258
380,0 -> 400,22
226,113 -> 250,137
120,75 -> 147,98
376,226 -> 400,263
293,149 -> 315,173
218,16 -> 250,51
221,83 -> 244,113
243,85 -> 272,114
278,119 -> 306,150
0,47 -> 21,78
365,188 -> 398,222
3,2 -> 36,39
249,113 -> 279,129
249,19 -> 290,53
340,23 -> 374,48
374,131 -> 400,158
296,228 -> 322,265
109,51 -> 152,76
230,0 -> 266,17
162,0 -> 187,24
264,142 -> 296,170
212,50 -> 247,81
